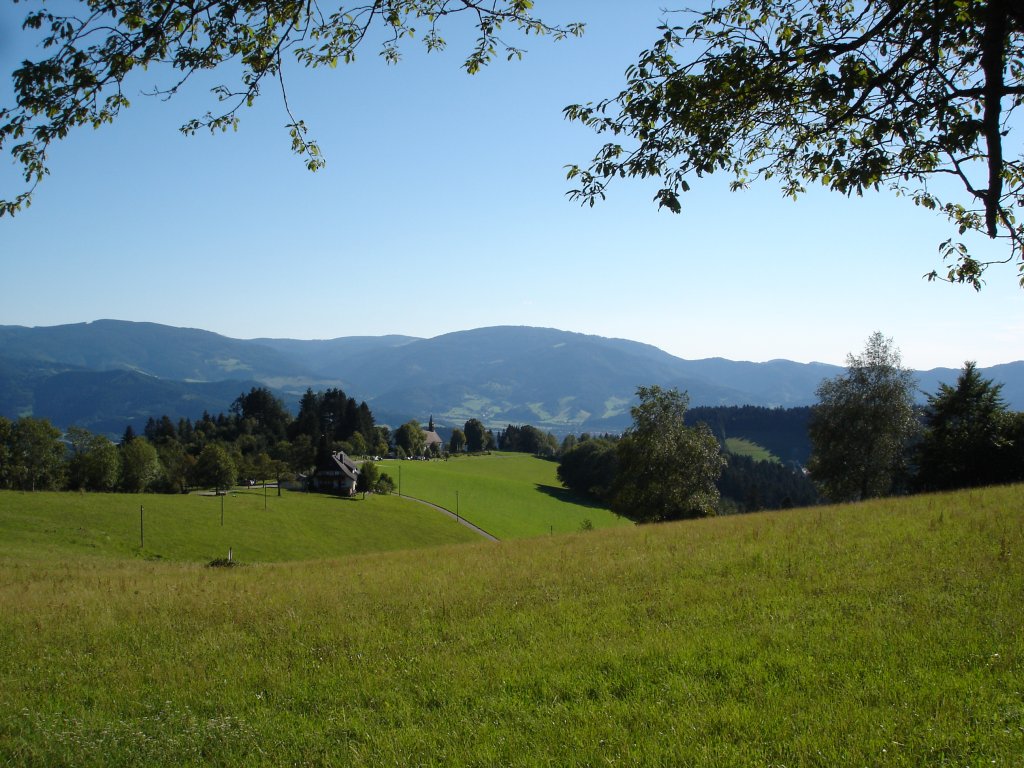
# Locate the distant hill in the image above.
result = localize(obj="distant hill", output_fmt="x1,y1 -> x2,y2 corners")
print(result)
0,320 -> 1021,435
0,321 -> 297,381
32,369 -> 266,437
336,326 -> 754,428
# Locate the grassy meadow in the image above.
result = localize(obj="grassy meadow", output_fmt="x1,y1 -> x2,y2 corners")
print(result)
724,437 -> 778,463
1,482 -> 1022,765
0,488 -> 482,563
382,453 -> 629,538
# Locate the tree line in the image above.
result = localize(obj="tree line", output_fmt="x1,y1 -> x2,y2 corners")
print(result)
391,417 -> 509,458
556,338 -> 1024,522
0,385 -> 388,493
555,393 -> 820,521
4,345 -> 1020,512
807,333 -> 1024,502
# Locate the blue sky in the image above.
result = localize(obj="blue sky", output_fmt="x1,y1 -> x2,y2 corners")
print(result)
1,1 -> 1021,370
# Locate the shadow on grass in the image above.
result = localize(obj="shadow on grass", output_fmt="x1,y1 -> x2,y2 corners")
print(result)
332,495 -> 370,506
534,483 -> 607,510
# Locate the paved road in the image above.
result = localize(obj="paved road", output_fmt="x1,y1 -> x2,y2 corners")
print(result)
398,494 -> 499,542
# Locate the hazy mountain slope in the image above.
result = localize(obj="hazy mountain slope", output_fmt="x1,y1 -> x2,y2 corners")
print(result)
336,327 -> 758,428
249,335 -> 420,378
0,357 -> 83,419
0,320 -> 302,382
671,358 -> 845,405
32,369 -> 265,435
0,321 -> 1020,434
986,362 -> 1024,407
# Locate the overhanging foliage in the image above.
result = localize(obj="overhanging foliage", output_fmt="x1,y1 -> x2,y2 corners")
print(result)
565,0 -> 1024,288
0,0 -> 581,215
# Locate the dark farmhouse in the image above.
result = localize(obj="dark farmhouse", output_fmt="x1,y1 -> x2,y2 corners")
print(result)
310,451 -> 359,496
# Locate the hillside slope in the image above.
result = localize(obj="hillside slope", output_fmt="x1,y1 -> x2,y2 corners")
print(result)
1,485 -> 1020,765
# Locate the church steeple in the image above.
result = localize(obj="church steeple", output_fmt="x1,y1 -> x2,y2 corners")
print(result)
428,414 -> 435,432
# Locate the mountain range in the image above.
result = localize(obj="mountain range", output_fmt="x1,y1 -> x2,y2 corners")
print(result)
1,320 -> 1021,436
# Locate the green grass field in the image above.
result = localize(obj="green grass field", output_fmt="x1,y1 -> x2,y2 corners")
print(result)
1,483 -> 1022,765
382,453 -> 629,538
0,487 -> 482,563
724,437 -> 778,463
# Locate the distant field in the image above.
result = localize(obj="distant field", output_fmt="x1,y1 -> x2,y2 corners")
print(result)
0,453 -> 626,563
724,437 -> 778,463
380,452 -> 629,538
0,488 -> 481,563
1,484 -> 1021,765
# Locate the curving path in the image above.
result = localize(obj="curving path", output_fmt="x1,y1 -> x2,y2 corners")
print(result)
397,493 -> 499,542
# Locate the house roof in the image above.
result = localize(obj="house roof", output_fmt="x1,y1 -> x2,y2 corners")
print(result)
316,451 -> 359,482
337,451 -> 358,472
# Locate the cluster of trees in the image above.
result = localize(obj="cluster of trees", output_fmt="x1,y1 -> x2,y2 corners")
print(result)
558,336 -> 1023,520
0,417 -> 205,495
390,417 -> 500,458
290,387 -> 386,459
557,401 -> 819,519
717,455 -> 819,513
0,386 -> 388,493
393,420 -> 430,458
557,386 -> 728,523
808,333 -> 1024,502
6,343 -> 1020,509
0,417 -> 66,492
557,438 -> 621,501
354,460 -> 395,497
460,419 -> 495,454
497,424 -> 559,457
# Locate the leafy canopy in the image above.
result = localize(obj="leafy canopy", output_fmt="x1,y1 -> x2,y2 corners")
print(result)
807,332 -> 918,502
463,418 -> 487,453
5,416 -> 65,491
395,420 -> 426,456
556,437 -> 619,501
612,385 -> 725,522
914,360 -> 1018,490
0,0 -> 582,215
356,459 -> 379,494
565,0 -> 1024,288
194,442 -> 237,491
